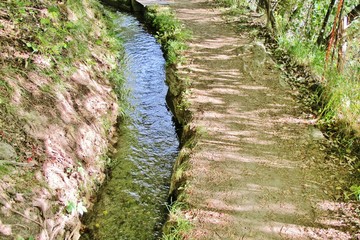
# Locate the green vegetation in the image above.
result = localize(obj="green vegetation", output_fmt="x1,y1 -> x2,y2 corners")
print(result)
66,201 -> 88,215
162,126 -> 203,239
0,0 -> 124,100
163,202 -> 192,240
0,0 -> 125,238
270,1 -> 359,131
0,0 -> 125,174
215,0 -> 359,130
348,185 -> 360,200
145,5 -> 191,65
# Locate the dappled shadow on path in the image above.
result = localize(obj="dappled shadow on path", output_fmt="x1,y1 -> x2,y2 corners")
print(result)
173,0 -> 354,239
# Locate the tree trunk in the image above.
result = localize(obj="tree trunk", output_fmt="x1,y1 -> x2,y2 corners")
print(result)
316,0 -> 336,46
323,3 -> 360,46
332,0 -> 344,62
303,0 -> 315,38
324,0 -> 345,75
269,1 -> 277,32
257,0 -> 277,33
337,16 -> 348,72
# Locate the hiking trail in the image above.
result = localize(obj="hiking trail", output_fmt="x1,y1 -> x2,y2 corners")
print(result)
168,0 -> 358,239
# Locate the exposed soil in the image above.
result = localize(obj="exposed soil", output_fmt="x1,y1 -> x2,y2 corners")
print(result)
169,0 -> 360,239
0,2 -> 120,239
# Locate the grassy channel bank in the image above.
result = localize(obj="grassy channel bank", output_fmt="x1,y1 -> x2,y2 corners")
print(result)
0,0 -> 126,239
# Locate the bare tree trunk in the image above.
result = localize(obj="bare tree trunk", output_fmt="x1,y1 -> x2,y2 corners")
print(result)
257,0 -> 277,33
303,0 -> 315,38
268,0 -> 277,32
332,0 -> 344,62
316,0 -> 336,46
323,3 -> 360,46
324,0 -> 345,77
337,16 -> 348,72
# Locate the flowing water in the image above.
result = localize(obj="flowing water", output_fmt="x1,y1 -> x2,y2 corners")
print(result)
81,12 -> 179,240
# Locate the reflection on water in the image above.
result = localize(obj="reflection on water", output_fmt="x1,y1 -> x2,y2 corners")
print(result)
81,12 -> 179,240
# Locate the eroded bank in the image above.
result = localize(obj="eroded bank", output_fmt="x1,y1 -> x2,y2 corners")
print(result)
0,1 -> 125,239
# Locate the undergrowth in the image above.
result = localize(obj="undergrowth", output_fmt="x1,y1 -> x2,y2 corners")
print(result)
145,5 -> 190,66
276,21 -> 360,136
163,202 -> 192,240
0,0 -> 125,99
276,20 -> 360,199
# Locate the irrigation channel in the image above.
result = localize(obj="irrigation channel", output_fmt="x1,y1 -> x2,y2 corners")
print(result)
81,12 -> 179,239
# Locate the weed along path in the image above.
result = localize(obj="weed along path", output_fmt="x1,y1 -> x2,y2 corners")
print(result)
167,0 -> 358,239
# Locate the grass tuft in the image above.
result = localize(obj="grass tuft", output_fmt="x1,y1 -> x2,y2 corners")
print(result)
145,5 -> 191,66
163,202 -> 192,240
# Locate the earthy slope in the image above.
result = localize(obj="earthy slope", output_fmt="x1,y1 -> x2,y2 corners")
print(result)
168,0 -> 360,239
0,1 -> 121,239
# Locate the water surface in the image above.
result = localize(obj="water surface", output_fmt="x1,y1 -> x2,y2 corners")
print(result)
82,12 -> 179,240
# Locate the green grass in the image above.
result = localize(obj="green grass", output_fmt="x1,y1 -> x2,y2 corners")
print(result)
277,37 -> 326,75
215,0 -> 248,8
277,36 -> 360,138
145,6 -> 191,66
6,0 -> 121,70
0,165 -> 12,176
0,78 -> 13,104
163,202 -> 192,240
2,0 -> 126,113
320,72 -> 360,133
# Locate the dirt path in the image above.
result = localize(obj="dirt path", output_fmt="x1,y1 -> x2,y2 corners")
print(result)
169,0 -> 358,239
